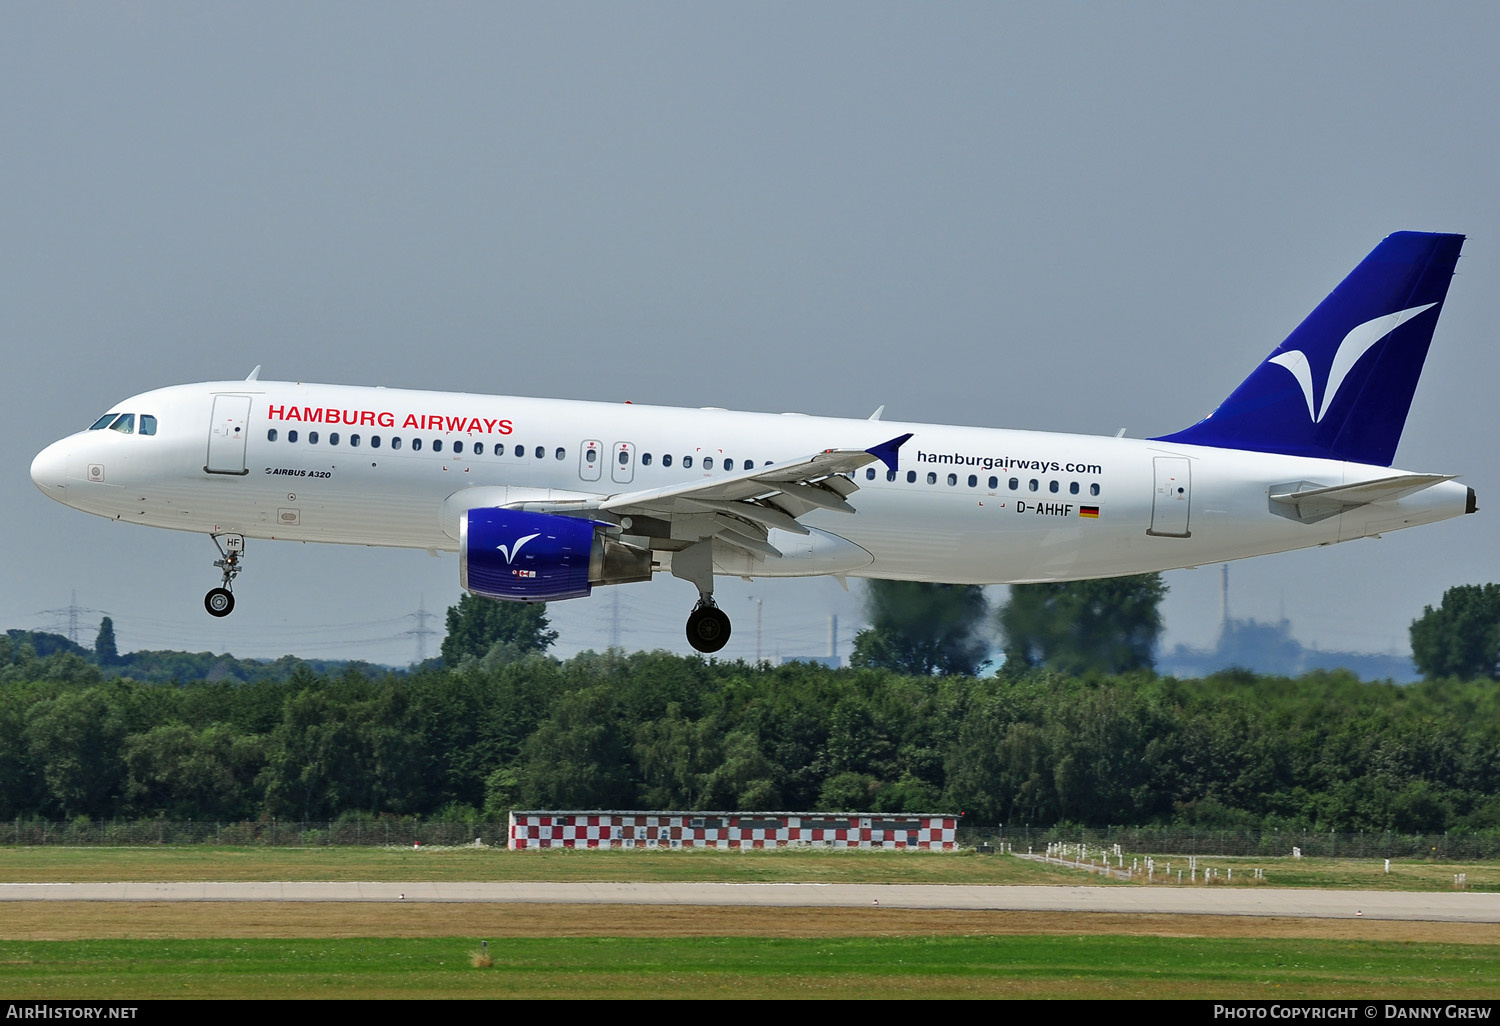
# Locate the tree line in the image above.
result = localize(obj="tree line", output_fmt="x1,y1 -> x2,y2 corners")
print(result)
3,620 -> 1499,834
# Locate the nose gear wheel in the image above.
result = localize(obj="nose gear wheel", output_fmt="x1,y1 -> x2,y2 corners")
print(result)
205,534 -> 245,618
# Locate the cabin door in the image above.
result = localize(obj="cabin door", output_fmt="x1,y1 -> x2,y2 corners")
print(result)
1148,456 -> 1191,537
205,394 -> 251,475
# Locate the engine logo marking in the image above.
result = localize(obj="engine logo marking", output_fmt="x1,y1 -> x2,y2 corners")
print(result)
497,532 -> 542,564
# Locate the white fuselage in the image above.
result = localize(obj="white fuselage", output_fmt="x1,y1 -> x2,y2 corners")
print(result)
30,379 -> 1472,586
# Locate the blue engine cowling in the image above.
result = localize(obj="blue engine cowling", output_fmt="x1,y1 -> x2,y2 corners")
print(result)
460,508 -> 651,602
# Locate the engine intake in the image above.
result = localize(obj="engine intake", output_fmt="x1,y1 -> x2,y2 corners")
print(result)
460,508 -> 651,602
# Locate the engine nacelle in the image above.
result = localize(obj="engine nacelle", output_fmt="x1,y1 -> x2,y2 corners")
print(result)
460,508 -> 652,602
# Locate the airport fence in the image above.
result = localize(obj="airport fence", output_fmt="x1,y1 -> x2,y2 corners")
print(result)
975,823 -> 1500,860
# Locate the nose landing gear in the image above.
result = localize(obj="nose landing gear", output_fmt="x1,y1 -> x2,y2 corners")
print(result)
205,533 -> 245,618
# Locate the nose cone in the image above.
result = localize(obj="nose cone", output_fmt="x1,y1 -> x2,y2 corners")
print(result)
30,440 -> 69,499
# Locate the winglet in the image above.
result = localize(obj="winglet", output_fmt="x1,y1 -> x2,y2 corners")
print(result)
245,365 -> 262,382
866,432 -> 913,473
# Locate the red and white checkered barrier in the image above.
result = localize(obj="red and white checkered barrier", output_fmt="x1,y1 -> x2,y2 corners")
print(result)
508,811 -> 958,850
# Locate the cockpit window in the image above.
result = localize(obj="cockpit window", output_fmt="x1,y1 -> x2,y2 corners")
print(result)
90,414 -> 118,430
139,415 -> 157,436
108,414 -> 135,434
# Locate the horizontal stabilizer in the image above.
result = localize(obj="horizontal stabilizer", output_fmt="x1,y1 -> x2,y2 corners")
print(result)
1269,473 -> 1455,523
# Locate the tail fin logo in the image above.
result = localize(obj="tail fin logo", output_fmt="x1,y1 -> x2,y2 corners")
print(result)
496,532 -> 541,564
1269,303 -> 1437,422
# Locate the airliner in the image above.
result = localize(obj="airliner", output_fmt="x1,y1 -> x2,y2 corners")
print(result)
30,232 -> 1474,653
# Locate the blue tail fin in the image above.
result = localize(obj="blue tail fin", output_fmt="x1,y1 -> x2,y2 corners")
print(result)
1152,232 -> 1464,466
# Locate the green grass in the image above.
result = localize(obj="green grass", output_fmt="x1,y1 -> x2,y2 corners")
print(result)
0,845 -> 1086,885
4,845 -> 1495,891
1,934 -> 1494,999
1125,854 -> 1500,892
5,847 -> 1499,998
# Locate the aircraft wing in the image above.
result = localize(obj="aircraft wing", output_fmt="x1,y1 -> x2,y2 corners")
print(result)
507,433 -> 912,559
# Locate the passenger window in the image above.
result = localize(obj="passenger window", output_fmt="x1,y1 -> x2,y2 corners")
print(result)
493,443 -> 503,456
411,438 -> 422,451
662,454 -> 673,467
555,447 -> 566,460
927,472 -> 937,485
618,450 -> 629,466
724,458 -> 734,471
110,414 -> 135,434
866,468 -> 876,480
641,452 -> 652,466
350,434 -> 360,447
1090,483 -> 1101,496
309,431 -> 319,444
683,456 -> 693,468
948,474 -> 958,486
1049,480 -> 1059,493
90,414 -> 117,430
704,457 -> 714,470
452,440 -> 463,454
1009,478 -> 1018,490
586,447 -> 598,462
433,439 -> 443,452
535,446 -> 544,459
1028,479 -> 1038,491
988,476 -> 998,489
907,471 -> 916,483
288,430 -> 299,443
968,475 -> 977,487
392,436 -> 402,450
744,460 -> 754,470
514,444 -> 524,457
886,470 -> 896,482
372,436 -> 382,449
1069,481 -> 1079,494
140,415 -> 157,435
268,429 -> 278,442
329,433 -> 340,445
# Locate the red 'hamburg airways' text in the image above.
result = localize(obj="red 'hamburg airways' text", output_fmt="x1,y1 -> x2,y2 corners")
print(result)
264,405 -> 513,435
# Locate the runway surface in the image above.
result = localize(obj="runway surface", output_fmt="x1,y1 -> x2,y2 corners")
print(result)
0,881 -> 1493,922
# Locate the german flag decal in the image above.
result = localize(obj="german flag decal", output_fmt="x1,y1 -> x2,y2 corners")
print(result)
1080,506 -> 1100,518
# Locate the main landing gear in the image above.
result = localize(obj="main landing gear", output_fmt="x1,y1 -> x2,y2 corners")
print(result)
205,533 -> 245,618
671,540 -> 732,654
686,598 -> 731,654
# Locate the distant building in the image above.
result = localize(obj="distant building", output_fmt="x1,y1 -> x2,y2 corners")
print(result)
1158,616 -> 1418,680
1157,565 -> 1418,681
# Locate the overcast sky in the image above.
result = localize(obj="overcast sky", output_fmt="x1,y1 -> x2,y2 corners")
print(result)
6,2 -> 1500,667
